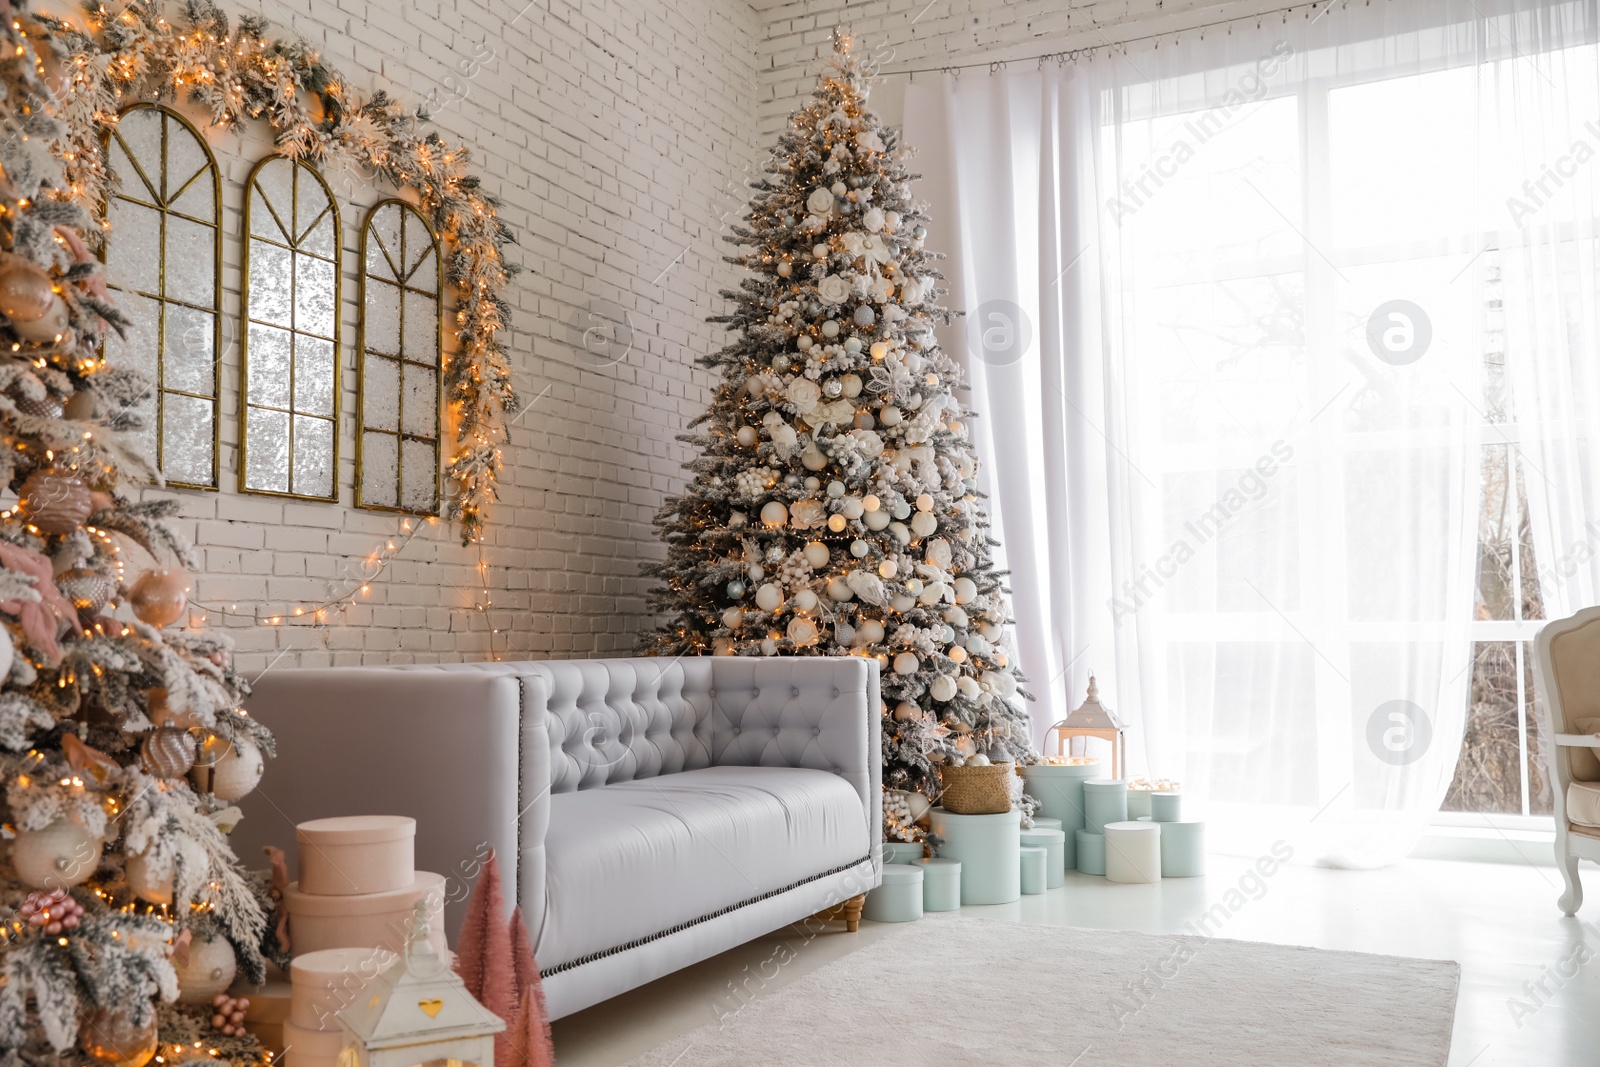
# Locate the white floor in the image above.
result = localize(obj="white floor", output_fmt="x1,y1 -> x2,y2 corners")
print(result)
550,853 -> 1600,1066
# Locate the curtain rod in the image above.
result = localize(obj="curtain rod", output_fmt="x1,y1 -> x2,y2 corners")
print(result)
879,0 -> 1350,77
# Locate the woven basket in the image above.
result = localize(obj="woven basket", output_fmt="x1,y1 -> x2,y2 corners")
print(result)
938,762 -> 1013,814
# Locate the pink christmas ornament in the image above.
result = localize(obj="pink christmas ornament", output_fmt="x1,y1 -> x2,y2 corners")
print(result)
128,567 -> 191,628
18,468 -> 92,536
210,992 -> 250,1037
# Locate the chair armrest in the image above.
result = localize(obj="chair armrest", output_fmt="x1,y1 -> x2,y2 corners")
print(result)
709,657 -> 882,844
232,667 -> 536,942
1556,733 -> 1600,748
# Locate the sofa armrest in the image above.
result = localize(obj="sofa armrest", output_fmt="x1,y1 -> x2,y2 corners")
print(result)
231,668 -> 540,943
708,657 -> 882,849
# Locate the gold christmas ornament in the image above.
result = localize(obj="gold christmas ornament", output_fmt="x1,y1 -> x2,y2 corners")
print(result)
127,567 -> 191,627
18,468 -> 92,536
0,261 -> 54,322
146,686 -> 201,730
56,566 -> 116,615
78,1005 -> 158,1067
9,297 -> 70,343
141,724 -> 197,778
63,389 -> 96,420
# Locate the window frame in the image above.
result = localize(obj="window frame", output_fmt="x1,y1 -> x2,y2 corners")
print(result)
238,154 -> 343,502
354,198 -> 444,516
100,102 -> 224,490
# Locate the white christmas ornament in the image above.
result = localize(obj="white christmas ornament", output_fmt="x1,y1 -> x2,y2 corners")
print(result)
736,426 -> 757,447
760,501 -> 789,527
910,512 -> 938,538
755,583 -> 784,611
893,652 -> 920,676
930,675 -> 957,702
957,676 -> 982,699
891,593 -> 916,612
124,850 -> 174,904
826,577 -> 855,601
953,577 -> 978,604
803,541 -> 830,568
787,618 -> 819,645
175,935 -> 238,1004
807,188 -> 835,213
722,607 -> 744,627
857,619 -> 886,644
864,509 -> 891,531
208,735 -> 267,802
10,818 -> 102,889
792,589 -> 819,611
878,559 -> 898,579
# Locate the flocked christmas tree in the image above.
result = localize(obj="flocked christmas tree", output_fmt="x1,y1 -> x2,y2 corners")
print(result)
642,34 -> 1034,841
0,9 -> 280,1067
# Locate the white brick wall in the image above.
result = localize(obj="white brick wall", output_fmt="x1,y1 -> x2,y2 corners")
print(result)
48,0 -> 1302,676
755,0 -> 1302,130
41,0 -> 764,673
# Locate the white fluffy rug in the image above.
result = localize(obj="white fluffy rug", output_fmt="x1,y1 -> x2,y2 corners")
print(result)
624,915 -> 1458,1065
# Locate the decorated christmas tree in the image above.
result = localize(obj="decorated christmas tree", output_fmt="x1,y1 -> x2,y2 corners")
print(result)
0,8 -> 278,1067
641,34 -> 1033,840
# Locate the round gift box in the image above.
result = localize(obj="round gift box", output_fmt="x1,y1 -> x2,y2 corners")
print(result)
296,815 -> 415,896
882,841 -> 926,866
1020,827 -> 1066,888
1083,778 -> 1129,834
1075,829 -> 1106,876
929,807 -> 1021,905
1104,821 -> 1162,884
1021,763 -> 1100,869
289,947 -> 395,1030
1020,846 -> 1048,895
284,871 -> 447,956
1031,816 -> 1063,833
281,1019 -> 347,1067
1160,819 -> 1205,877
862,863 -> 924,923
919,858 -> 962,912
1126,789 -> 1155,820
1151,791 -> 1183,823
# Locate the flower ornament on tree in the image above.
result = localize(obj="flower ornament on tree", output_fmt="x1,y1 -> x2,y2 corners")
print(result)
641,32 -> 1036,839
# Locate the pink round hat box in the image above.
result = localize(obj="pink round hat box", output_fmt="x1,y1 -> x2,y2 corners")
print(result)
283,871 -> 447,957
281,1019 -> 346,1067
288,946 -> 395,1031
295,815 -> 415,896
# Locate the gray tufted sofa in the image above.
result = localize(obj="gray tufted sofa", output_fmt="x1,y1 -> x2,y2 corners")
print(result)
233,656 -> 883,1019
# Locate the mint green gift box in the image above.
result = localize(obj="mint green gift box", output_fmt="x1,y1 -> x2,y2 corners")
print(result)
929,807 -> 1021,904
1021,762 -> 1100,869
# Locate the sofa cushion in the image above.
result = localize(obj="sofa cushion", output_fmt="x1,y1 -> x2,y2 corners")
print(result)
1570,781 -> 1600,828
538,766 -> 871,970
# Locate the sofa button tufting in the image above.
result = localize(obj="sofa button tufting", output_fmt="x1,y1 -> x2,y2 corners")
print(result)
792,687 -> 799,697
773,726 -> 781,736
812,727 -> 821,736
832,688 -> 839,698
733,726 -> 741,735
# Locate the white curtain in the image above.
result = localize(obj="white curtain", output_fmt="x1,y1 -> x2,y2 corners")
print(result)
905,0 -> 1599,866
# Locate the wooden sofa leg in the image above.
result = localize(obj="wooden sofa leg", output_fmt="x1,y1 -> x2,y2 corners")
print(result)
808,893 -> 868,931
843,893 -> 864,932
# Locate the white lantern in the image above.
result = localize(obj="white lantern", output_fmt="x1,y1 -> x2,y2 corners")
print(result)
336,903 -> 505,1067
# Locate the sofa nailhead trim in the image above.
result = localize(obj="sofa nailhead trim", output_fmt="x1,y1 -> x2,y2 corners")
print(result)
541,854 -> 873,978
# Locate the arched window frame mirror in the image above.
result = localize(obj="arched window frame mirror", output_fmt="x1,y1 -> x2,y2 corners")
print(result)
356,198 -> 443,515
239,154 -> 342,501
100,102 -> 223,490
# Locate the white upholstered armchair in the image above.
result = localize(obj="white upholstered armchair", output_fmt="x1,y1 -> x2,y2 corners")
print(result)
1533,606 -> 1600,914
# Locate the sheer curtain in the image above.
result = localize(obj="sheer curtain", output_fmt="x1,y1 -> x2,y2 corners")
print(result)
905,0 -> 1599,866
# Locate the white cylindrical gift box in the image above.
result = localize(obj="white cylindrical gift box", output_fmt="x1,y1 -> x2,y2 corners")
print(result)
862,863 -> 924,923
1020,828 -> 1066,889
1021,762 -> 1099,869
296,815 -> 415,896
929,807 -> 1021,905
1160,820 -> 1205,877
1126,788 -> 1155,820
281,1019 -> 347,1067
1075,829 -> 1106,876
289,947 -> 395,1031
1104,821 -> 1162,884
1083,778 -> 1128,834
1150,791 -> 1182,823
285,871 -> 447,956
919,858 -> 962,912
